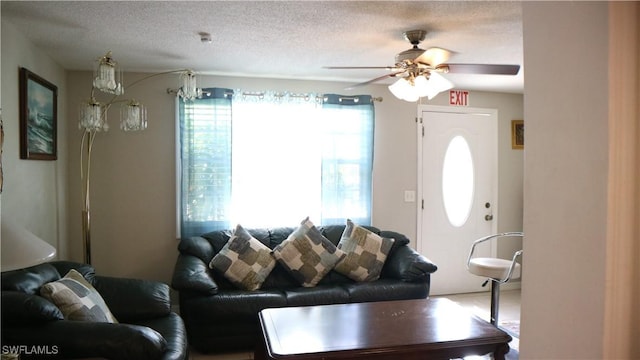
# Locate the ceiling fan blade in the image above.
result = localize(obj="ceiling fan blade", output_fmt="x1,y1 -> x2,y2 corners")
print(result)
345,71 -> 406,90
324,66 -> 399,70
415,47 -> 451,66
440,64 -> 520,75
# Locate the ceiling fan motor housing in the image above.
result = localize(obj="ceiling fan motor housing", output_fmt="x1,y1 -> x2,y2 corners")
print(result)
403,30 -> 427,45
396,30 -> 428,64
396,48 -> 427,64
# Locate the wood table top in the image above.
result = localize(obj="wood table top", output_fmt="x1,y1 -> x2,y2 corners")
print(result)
258,297 -> 512,359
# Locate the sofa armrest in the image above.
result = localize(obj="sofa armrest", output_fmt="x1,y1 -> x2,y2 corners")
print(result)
382,245 -> 438,282
93,276 -> 170,321
3,321 -> 167,360
1,291 -> 63,326
171,254 -> 219,295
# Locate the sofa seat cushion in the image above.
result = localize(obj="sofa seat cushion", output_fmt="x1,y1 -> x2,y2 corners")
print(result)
39,269 -> 118,323
272,217 -> 345,287
334,220 -> 395,282
185,322 -> 262,354
260,266 -> 300,290
341,279 -> 429,303
284,286 -> 350,307
184,290 -> 287,323
209,224 -> 277,291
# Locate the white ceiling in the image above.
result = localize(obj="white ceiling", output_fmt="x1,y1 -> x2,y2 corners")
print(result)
1,1 -> 524,93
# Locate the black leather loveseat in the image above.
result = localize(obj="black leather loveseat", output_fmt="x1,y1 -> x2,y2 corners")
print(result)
172,224 -> 438,353
1,261 -> 188,360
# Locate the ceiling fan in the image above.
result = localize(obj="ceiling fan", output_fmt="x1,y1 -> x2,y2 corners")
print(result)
325,30 -> 520,101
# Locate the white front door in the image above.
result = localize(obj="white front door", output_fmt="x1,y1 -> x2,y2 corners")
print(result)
417,105 -> 498,295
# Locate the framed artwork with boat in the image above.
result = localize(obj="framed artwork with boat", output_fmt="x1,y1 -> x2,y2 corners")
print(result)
20,67 -> 57,160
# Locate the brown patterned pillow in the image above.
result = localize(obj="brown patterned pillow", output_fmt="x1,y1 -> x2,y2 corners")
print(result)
39,269 -> 118,323
334,219 -> 395,282
209,224 -> 276,291
272,217 -> 346,287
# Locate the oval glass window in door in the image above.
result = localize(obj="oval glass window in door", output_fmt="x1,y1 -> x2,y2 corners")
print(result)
442,135 -> 475,227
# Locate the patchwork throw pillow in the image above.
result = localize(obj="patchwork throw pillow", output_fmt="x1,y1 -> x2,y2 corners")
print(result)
39,269 -> 117,323
334,219 -> 395,282
209,224 -> 277,291
272,217 -> 346,287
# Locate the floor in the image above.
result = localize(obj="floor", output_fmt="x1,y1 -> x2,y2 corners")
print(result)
189,289 -> 521,360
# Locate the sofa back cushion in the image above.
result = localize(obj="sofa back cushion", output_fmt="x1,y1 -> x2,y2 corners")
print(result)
1,263 -> 61,294
179,224 -> 410,290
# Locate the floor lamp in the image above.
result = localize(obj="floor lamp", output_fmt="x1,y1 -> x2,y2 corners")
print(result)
79,51 -> 202,264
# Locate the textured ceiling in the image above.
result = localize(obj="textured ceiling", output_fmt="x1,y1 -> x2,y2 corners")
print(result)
1,1 -> 524,93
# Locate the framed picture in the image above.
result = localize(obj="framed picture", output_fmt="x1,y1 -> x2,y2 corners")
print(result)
19,67 -> 58,160
511,120 -> 524,150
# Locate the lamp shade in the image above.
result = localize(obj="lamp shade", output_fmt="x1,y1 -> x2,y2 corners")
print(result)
177,70 -> 202,101
120,99 -> 147,131
1,220 -> 56,272
426,71 -> 455,99
93,51 -> 123,95
79,99 -> 109,132
388,78 -> 419,102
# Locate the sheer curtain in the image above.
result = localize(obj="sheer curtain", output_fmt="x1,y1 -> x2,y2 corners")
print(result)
320,94 -> 374,225
178,90 -> 374,238
178,88 -> 233,237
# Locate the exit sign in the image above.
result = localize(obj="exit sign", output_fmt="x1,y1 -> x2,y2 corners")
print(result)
449,90 -> 469,106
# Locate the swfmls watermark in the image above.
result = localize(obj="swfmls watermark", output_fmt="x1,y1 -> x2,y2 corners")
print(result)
2,345 -> 59,356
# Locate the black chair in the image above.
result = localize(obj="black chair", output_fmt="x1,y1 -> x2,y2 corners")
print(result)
1,261 -> 188,360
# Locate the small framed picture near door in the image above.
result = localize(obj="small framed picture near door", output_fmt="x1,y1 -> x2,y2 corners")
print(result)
19,67 -> 58,160
511,120 -> 524,150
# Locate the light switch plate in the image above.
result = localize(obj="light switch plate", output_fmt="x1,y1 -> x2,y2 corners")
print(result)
404,190 -> 416,203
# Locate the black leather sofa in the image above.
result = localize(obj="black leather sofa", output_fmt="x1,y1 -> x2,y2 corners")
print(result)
172,225 -> 438,353
1,261 -> 188,360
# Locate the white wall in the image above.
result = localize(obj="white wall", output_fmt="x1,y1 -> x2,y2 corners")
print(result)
520,2 -> 609,358
65,70 -> 523,282
0,20 -> 69,258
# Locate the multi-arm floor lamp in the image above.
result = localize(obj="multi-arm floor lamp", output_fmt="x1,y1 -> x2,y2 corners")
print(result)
78,52 -> 202,264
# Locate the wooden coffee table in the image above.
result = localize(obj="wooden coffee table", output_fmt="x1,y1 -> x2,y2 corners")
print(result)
257,298 -> 512,360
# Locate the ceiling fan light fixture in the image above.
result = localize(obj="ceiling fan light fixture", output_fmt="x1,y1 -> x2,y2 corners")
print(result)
413,75 -> 431,97
388,78 -> 419,102
425,71 -> 455,99
388,71 -> 455,102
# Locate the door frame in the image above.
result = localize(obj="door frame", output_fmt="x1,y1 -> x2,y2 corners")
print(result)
416,105 -> 499,257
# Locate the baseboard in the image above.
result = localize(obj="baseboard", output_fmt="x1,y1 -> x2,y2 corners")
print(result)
501,281 -> 521,291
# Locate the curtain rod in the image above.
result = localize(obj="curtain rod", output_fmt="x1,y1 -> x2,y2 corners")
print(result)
238,92 -> 383,103
167,88 -> 382,102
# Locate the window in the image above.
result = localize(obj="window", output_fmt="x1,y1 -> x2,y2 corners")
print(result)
178,90 -> 374,238
442,135 -> 474,227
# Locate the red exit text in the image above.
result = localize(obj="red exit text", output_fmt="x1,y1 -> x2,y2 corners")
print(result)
449,90 -> 469,106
